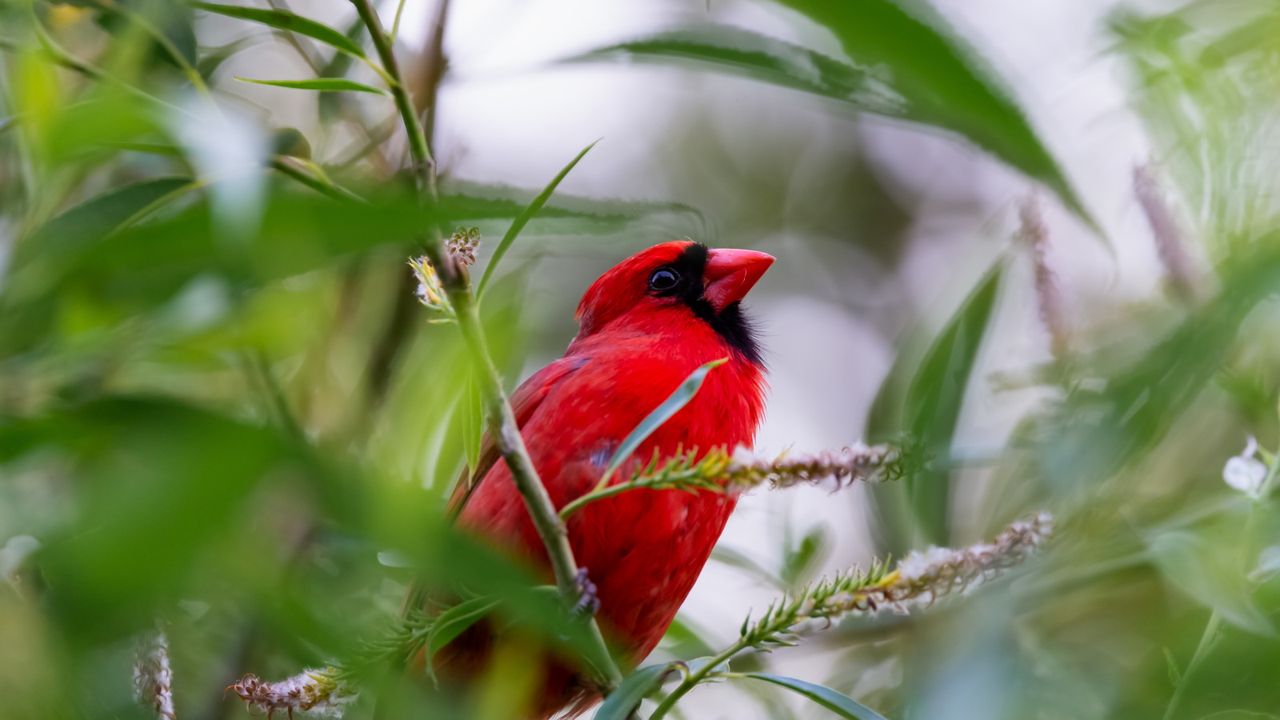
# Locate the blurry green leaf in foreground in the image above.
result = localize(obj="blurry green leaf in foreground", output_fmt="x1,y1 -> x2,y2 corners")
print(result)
1146,529 -> 1274,637
741,673 -> 889,720
576,3 -> 1095,230
2,396 -> 295,639
593,663 -> 674,720
0,179 -> 681,356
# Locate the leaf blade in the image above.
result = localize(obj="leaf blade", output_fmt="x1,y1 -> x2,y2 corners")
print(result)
236,77 -> 387,94
593,664 -> 674,720
191,2 -> 367,59
597,358 -> 728,490
866,259 -> 1005,549
775,0 -> 1093,230
740,673 -> 890,720
476,139 -> 599,297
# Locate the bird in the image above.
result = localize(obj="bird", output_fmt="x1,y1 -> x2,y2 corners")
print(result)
442,240 -> 773,717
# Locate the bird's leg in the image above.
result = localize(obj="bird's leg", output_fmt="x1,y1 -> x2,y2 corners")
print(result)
572,567 -> 600,617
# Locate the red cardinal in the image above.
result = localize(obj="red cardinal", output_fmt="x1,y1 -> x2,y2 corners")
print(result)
447,241 -> 773,716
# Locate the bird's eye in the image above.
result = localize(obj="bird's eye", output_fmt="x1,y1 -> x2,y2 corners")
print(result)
648,267 -> 681,292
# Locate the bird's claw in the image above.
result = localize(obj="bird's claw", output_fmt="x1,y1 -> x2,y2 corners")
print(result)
573,567 -> 600,617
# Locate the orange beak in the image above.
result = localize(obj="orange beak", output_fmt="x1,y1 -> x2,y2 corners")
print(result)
702,248 -> 775,312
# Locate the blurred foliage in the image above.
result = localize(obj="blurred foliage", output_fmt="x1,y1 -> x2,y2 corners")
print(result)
1,0 -> 1279,719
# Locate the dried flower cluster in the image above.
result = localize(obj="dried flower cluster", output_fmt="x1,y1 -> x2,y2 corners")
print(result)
133,629 -> 176,720
408,227 -> 481,320
1018,196 -> 1069,360
740,513 -> 1053,649
892,511 -> 1053,603
726,442 -> 903,491
227,667 -> 355,719
446,226 -> 481,267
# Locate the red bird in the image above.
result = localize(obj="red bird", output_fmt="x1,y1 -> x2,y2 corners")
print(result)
448,241 -> 773,716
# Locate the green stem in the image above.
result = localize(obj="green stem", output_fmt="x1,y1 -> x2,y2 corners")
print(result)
349,0 -> 435,199
1162,451 -> 1276,720
390,0 -> 410,44
269,156 -> 365,203
650,641 -> 748,720
1161,611 -> 1221,720
559,482 -> 635,521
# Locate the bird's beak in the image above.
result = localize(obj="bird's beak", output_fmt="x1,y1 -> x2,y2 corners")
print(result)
703,248 -> 775,312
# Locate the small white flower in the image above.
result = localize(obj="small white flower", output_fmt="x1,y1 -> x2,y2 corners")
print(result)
0,535 -> 40,584
730,444 -> 757,467
1224,436 -> 1268,500
898,546 -> 956,581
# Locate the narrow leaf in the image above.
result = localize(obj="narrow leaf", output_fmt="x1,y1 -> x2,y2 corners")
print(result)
901,260 -> 1004,543
774,0 -> 1095,231
594,664 -> 674,720
741,673 -> 890,720
476,139 -> 599,297
236,77 -> 387,94
576,13 -> 1095,231
574,28 -> 890,113
191,2 -> 366,58
596,358 -> 727,490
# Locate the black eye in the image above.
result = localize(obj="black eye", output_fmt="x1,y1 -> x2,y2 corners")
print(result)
648,267 -> 681,292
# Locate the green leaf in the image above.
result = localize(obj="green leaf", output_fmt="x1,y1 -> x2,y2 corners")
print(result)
191,2 -> 366,58
6,396 -> 293,641
868,259 -> 1004,548
236,77 -> 387,94
425,596 -> 499,681
593,663 -> 674,720
0,180 -> 689,357
740,673 -> 890,720
774,0 -> 1094,230
578,10 -> 1094,231
902,260 -> 1004,542
1146,530 -> 1275,637
596,358 -> 728,489
476,139 -> 599,297
573,28 -> 884,109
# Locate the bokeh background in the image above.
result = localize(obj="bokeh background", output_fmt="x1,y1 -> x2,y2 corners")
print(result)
3,0 -> 1280,718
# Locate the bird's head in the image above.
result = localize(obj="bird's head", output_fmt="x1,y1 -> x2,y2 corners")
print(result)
575,241 -> 774,364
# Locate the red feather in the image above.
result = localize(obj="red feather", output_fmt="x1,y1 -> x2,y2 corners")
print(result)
444,241 -> 772,716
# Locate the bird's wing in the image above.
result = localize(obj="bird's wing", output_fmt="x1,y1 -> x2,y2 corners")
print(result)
446,356 -> 585,516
